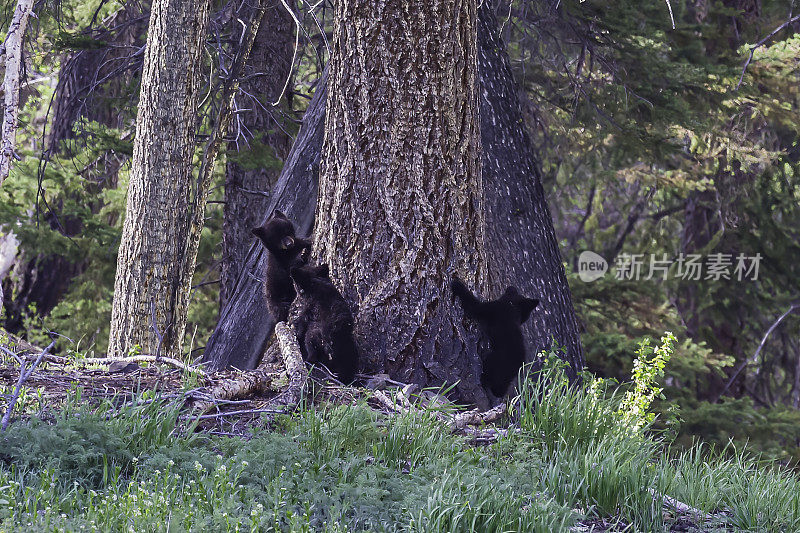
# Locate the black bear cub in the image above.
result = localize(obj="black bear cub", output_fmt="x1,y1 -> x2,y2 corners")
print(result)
252,210 -> 312,323
451,276 -> 539,397
290,264 -> 359,384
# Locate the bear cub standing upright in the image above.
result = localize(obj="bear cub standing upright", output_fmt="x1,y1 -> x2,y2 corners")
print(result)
252,211 -> 312,323
451,276 -> 539,397
290,264 -> 359,384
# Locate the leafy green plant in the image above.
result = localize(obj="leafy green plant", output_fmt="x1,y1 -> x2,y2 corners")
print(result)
618,332 -> 675,431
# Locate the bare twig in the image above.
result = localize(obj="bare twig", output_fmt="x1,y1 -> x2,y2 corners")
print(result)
737,13 -> 800,89
356,373 -> 408,387
0,345 -> 24,365
664,0 -> 676,29
274,0 -> 301,106
191,407 -> 286,420
716,301 -> 800,402
192,278 -> 220,289
1,339 -> 56,431
238,187 -> 271,197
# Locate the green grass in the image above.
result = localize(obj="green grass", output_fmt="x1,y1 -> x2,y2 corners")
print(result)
1,352 -> 800,531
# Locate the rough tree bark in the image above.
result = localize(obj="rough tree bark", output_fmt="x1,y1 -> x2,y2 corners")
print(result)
477,6 -> 584,379
108,0 -> 213,358
0,0 -> 35,186
313,0 -> 487,403
203,5 -> 585,390
221,1 -> 295,308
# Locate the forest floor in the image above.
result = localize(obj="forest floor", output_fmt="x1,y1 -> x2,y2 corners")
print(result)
2,332 -> 799,532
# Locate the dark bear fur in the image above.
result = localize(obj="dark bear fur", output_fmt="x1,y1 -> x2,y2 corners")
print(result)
289,264 -> 359,384
451,276 -> 539,397
251,210 -> 312,323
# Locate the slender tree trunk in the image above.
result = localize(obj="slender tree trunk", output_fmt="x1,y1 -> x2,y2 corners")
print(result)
221,1 -> 295,308
0,0 -> 35,186
0,232 -> 20,312
108,0 -> 212,358
49,4 -> 146,151
203,6 -> 585,391
314,0 -> 486,403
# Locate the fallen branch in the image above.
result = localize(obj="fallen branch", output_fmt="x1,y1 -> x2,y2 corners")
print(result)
190,369 -> 283,415
0,338 -> 208,377
269,321 -> 309,409
372,389 -> 407,413
1,339 -> 56,431
450,404 -> 506,430
461,425 -> 511,443
76,355 -> 208,376
395,383 -> 418,410
648,488 -> 713,522
370,385 -> 508,436
190,322 -> 305,415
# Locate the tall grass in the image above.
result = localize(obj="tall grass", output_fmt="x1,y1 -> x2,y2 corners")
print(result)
514,336 -> 800,531
663,443 -> 800,531
514,350 -> 668,529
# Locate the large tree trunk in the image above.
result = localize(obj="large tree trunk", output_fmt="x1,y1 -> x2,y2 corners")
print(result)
203,5 -> 584,391
221,1 -> 295,308
107,0 -> 212,358
477,6 -> 584,379
314,0 -> 486,403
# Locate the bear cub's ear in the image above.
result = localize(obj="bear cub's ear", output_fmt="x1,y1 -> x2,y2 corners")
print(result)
450,276 -> 468,295
252,226 -> 266,240
502,286 -> 520,298
314,264 -> 330,278
518,298 -> 539,324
